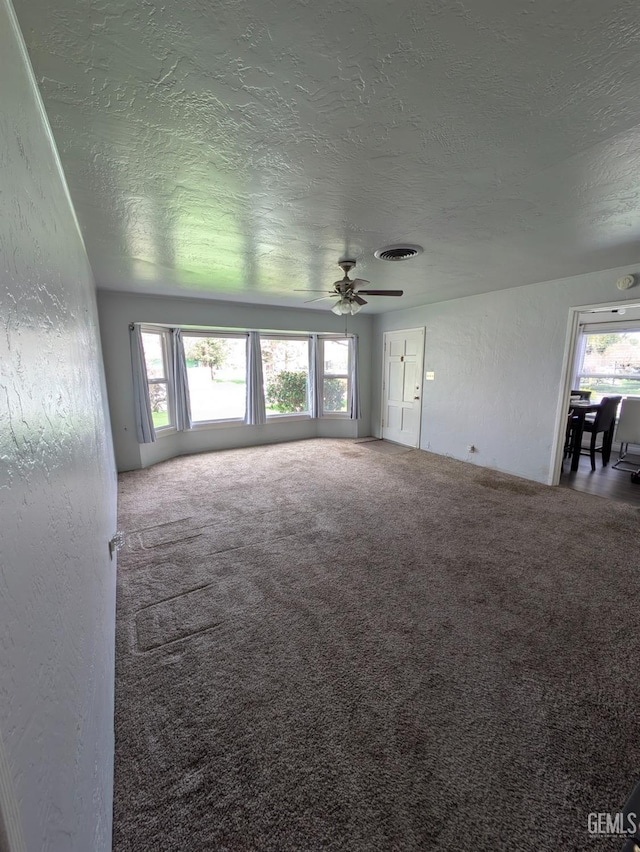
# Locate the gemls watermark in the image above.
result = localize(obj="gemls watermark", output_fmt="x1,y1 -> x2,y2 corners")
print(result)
588,811 -> 639,838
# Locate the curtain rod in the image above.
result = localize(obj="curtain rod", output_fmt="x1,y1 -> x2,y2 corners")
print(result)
129,321 -> 356,338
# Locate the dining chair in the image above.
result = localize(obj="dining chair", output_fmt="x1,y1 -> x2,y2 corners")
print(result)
613,397 -> 640,470
581,395 -> 622,470
564,391 -> 594,459
563,412 -> 575,462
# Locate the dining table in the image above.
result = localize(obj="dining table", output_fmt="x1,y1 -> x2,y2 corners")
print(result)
567,400 -> 605,471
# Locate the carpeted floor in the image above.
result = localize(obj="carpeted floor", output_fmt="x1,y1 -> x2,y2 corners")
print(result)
113,439 -> 640,851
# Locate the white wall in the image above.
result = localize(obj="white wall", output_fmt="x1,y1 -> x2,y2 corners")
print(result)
98,291 -> 373,471
373,266 -> 640,483
0,2 -> 117,850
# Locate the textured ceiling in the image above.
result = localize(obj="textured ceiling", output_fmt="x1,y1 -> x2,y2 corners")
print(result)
13,0 -> 640,311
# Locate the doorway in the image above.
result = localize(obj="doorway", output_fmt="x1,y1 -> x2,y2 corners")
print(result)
381,328 -> 425,448
553,299 -> 640,506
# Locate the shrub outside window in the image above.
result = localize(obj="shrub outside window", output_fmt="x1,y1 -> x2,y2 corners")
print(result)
183,333 -> 247,422
261,337 -> 310,416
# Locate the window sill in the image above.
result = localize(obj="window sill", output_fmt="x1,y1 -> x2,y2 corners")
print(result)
266,413 -> 311,422
190,414 -> 314,430
190,418 -> 245,431
155,413 -> 350,437
155,426 -> 177,437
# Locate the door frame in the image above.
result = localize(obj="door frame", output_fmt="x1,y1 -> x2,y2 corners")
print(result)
550,297 -> 639,486
381,327 -> 425,448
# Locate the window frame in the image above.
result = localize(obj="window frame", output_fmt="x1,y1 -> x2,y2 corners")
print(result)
261,333 -> 312,420
140,325 -> 176,434
574,325 -> 640,402
133,325 -> 358,436
181,330 -> 249,425
319,334 -> 351,418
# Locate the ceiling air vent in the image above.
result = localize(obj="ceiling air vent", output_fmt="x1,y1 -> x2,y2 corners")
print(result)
374,244 -> 423,261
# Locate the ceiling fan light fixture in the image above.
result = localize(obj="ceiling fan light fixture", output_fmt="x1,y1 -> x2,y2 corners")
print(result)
322,259 -> 402,315
331,297 -> 361,316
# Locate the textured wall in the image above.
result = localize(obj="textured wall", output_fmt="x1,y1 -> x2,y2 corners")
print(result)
0,1 -> 117,849
98,291 -> 372,471
373,264 -> 640,484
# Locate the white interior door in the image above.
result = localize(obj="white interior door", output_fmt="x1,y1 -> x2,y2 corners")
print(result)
382,328 -> 425,447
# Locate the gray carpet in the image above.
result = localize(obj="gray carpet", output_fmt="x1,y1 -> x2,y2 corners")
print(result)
354,438 -> 414,456
114,439 -> 640,851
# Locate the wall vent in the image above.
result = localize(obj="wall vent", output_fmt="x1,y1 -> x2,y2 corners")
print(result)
374,244 -> 423,261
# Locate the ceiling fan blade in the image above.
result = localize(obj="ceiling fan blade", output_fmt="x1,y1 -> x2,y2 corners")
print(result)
353,294 -> 367,306
351,278 -> 370,290
304,295 -> 335,303
294,289 -> 333,293
357,289 -> 404,297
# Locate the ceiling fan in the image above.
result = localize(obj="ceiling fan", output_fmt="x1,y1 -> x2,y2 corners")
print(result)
295,260 -> 403,315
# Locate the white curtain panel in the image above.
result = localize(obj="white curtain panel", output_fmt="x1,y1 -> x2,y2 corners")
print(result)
245,331 -> 266,425
349,334 -> 360,420
308,334 -> 321,418
130,323 -> 156,443
171,328 -> 192,431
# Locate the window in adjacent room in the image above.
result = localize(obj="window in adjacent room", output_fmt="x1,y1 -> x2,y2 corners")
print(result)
183,333 -> 247,422
575,327 -> 640,402
141,329 -> 174,430
261,336 -> 310,416
321,337 -> 350,414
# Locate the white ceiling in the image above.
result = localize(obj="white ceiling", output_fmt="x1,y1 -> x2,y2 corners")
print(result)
13,0 -> 640,312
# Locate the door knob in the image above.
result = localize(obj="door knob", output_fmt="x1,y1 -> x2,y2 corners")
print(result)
414,396 -> 420,400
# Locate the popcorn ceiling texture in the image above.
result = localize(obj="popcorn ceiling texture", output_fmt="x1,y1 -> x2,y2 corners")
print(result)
12,0 -> 640,309
0,0 -> 117,849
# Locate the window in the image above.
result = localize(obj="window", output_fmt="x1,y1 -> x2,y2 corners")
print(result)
141,329 -> 174,430
575,329 -> 640,403
261,337 -> 310,416
321,337 -> 350,414
134,325 -> 357,439
183,333 -> 247,422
